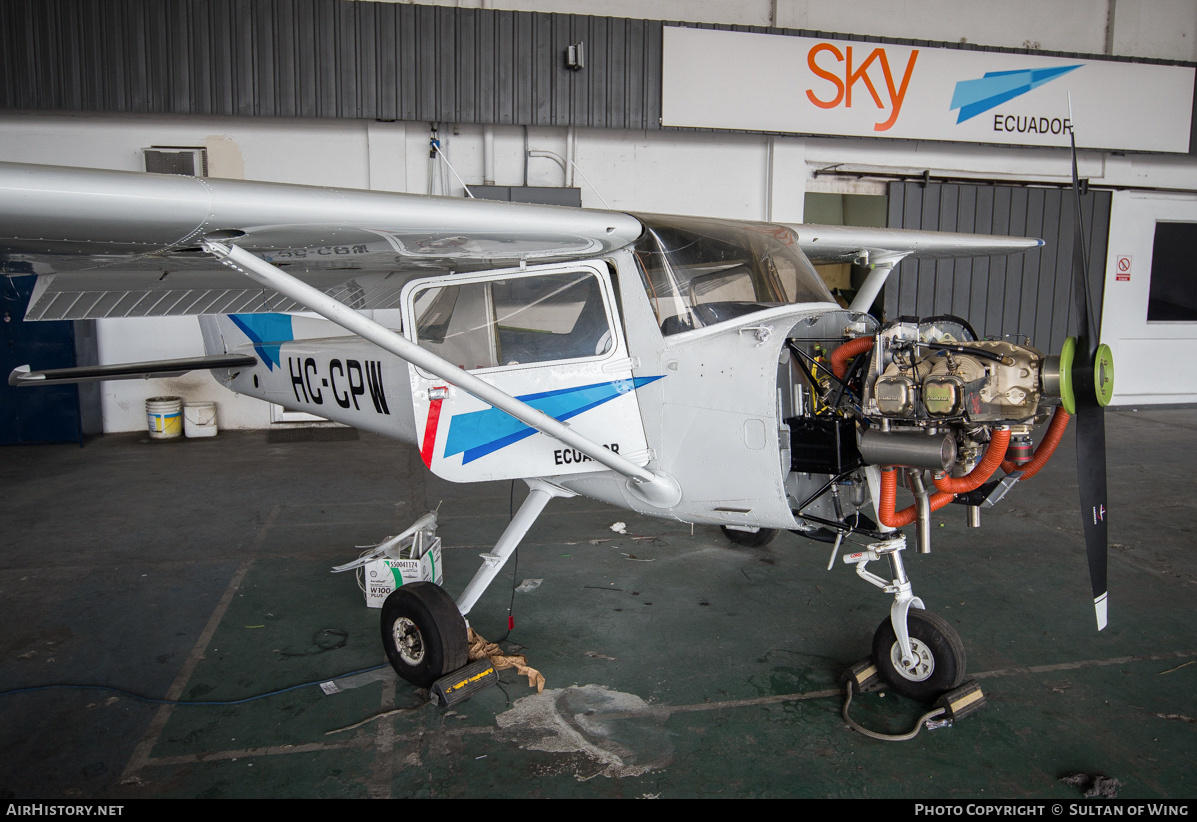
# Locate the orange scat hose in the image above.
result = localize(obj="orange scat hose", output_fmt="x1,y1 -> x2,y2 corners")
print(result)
878,467 -> 956,528
933,428 -> 1011,495
879,428 -> 1010,528
1001,406 -> 1071,480
831,336 -> 875,381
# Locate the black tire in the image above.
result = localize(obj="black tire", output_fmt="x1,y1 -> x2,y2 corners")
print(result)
720,526 -> 779,547
871,609 -> 966,703
380,582 -> 469,689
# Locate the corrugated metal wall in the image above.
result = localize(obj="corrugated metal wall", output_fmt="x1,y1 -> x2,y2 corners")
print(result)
0,0 -> 662,128
885,182 -> 1111,356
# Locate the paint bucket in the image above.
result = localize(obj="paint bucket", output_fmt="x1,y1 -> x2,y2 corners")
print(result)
146,396 -> 183,440
183,401 -> 218,438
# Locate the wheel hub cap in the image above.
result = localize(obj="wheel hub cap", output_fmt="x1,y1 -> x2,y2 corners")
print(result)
393,617 -> 425,666
890,637 -> 935,681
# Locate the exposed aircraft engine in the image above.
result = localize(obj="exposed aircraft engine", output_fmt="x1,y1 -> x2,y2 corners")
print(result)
780,313 -> 1066,548
774,308 -> 1080,702
864,318 -> 1049,421
852,317 -> 1059,474
854,317 -> 1061,474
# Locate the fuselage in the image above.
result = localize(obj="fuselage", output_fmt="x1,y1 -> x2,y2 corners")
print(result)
201,215 -> 850,531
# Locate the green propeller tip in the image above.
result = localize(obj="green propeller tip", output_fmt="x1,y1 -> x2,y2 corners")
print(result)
1095,343 -> 1114,407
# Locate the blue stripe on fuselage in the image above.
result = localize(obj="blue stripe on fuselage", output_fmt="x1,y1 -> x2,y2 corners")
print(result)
444,376 -> 663,464
229,314 -> 294,371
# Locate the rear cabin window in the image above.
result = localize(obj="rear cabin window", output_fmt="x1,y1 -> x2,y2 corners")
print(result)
411,270 -> 613,370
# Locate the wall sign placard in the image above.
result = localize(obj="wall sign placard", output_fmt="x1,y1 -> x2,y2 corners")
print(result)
662,27 -> 1195,153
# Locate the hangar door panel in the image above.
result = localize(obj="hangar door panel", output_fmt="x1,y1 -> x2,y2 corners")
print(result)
1,275 -> 100,445
885,182 -> 1111,357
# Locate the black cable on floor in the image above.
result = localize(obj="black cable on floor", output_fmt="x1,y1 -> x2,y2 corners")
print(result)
841,680 -> 946,741
0,662 -> 391,707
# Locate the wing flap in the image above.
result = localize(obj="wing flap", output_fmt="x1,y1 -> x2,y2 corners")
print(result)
23,270 -> 417,320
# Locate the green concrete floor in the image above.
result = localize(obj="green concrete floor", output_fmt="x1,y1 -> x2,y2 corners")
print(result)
0,408 -> 1194,799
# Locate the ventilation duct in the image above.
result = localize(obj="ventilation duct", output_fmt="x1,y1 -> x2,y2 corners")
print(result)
141,147 -> 207,177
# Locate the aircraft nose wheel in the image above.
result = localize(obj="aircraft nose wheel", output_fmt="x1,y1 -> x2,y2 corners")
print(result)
380,582 -> 470,689
871,609 -> 966,703
890,636 -> 935,682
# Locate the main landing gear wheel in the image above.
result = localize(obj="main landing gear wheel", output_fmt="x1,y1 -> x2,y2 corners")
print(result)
380,582 -> 469,689
720,526 -> 779,547
871,609 -> 967,703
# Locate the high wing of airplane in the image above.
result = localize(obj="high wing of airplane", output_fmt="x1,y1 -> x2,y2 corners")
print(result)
0,161 -> 1111,706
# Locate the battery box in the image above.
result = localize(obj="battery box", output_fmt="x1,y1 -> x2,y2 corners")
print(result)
786,417 -> 862,474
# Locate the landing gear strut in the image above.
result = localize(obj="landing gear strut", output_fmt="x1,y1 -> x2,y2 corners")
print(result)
842,532 -> 967,702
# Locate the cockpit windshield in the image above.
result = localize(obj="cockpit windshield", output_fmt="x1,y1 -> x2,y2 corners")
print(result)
631,214 -> 834,335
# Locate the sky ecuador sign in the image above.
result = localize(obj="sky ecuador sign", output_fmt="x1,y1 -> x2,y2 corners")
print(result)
661,26 -> 1195,153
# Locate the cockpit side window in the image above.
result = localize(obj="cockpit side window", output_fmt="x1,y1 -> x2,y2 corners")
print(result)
411,269 -> 613,370
632,215 -> 833,335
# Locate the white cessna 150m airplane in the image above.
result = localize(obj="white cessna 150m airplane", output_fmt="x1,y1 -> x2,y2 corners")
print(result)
1,161 -> 1113,704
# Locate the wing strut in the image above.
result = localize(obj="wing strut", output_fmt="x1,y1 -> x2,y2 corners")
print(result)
848,251 -> 908,314
202,240 -> 682,508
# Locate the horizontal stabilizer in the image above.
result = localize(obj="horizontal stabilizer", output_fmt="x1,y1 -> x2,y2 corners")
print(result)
8,354 -> 257,386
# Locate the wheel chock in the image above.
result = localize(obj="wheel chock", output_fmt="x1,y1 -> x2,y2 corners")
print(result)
840,667 -> 987,741
932,679 -> 986,723
431,658 -> 499,708
840,657 -> 883,693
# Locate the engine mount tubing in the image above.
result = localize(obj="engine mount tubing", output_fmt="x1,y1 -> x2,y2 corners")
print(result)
831,336 -> 875,381
1001,406 -> 1071,480
878,466 -> 955,528
933,428 -> 1011,494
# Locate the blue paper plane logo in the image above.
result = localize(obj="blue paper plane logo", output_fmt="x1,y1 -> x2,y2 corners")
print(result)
444,376 -> 663,464
229,313 -> 294,371
950,65 -> 1082,123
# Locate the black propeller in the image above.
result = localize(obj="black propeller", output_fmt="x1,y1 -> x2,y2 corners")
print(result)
1064,125 -> 1115,630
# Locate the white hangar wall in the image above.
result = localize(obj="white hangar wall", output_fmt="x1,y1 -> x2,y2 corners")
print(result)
391,0 -> 1197,62
3,0 -> 1196,429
